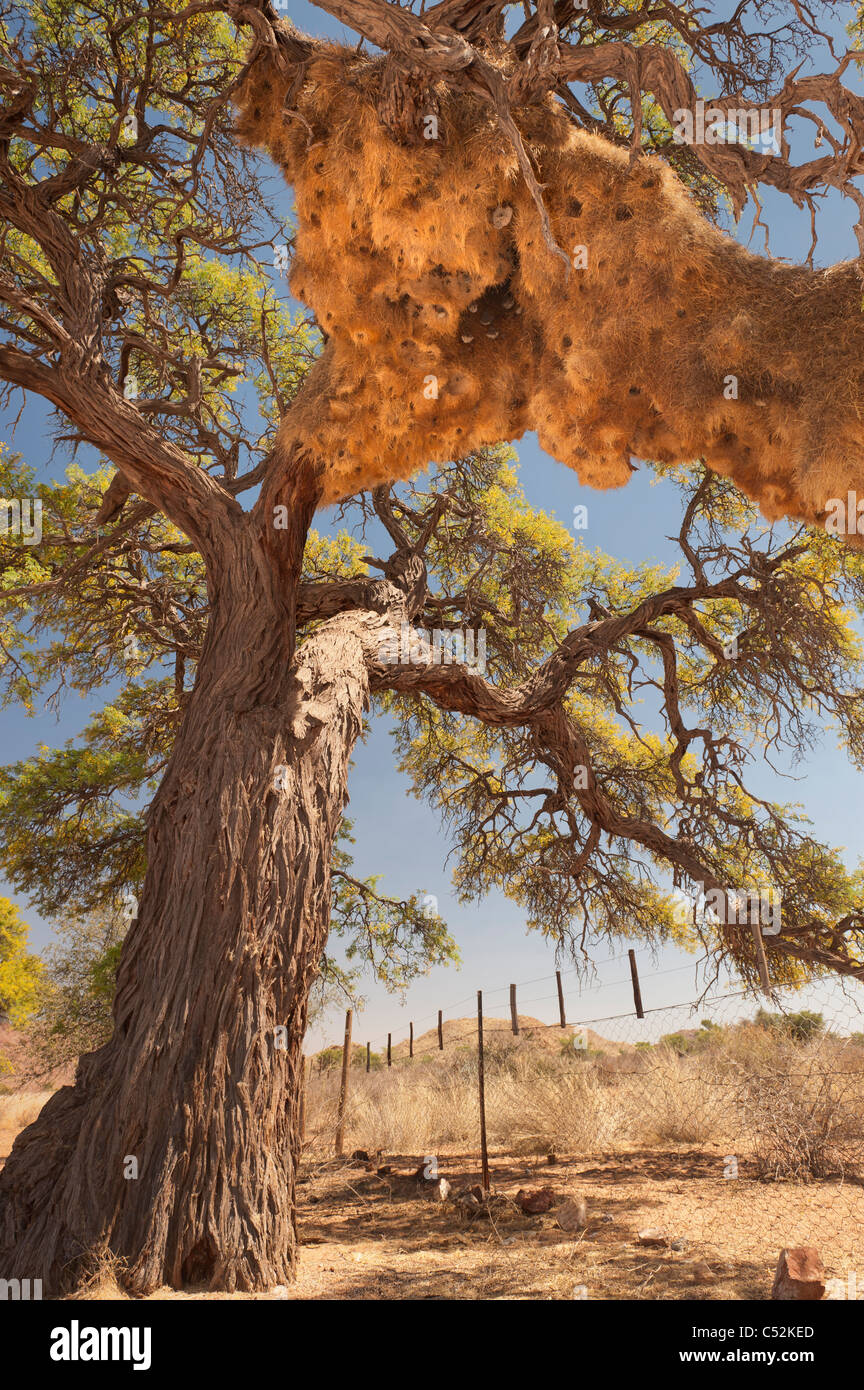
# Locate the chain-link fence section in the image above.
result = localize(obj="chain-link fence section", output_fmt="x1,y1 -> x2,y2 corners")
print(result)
303,979 -> 864,1294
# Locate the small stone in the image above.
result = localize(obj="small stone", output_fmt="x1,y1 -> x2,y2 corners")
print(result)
517,1186 -> 556,1215
772,1247 -> 826,1301
556,1197 -> 588,1231
461,333 -> 474,343
491,204 -> 513,228
486,329 -> 499,339
638,1228 -> 670,1247
691,1262 -> 715,1285
270,1284 -> 290,1299
435,1177 -> 451,1202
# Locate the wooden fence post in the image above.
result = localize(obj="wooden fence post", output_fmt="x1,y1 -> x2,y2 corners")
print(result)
409,1021 -> 414,1058
387,1032 -> 391,1067
477,990 -> 490,1193
628,949 -> 645,1019
438,1010 -> 444,1049
334,1008 -> 352,1157
366,1040 -> 371,1073
751,921 -> 772,991
556,970 -> 567,1028
510,983 -> 519,1035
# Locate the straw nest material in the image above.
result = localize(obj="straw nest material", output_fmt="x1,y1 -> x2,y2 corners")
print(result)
236,41 -> 864,530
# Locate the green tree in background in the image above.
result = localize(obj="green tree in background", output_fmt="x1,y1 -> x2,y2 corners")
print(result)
13,913 -> 123,1080
0,895 -> 42,1028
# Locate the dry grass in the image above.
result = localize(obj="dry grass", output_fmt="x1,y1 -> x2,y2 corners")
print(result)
288,1025 -> 864,1297
304,1030 -> 864,1179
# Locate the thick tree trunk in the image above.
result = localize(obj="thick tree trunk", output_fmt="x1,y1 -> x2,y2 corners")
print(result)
0,520 -> 381,1294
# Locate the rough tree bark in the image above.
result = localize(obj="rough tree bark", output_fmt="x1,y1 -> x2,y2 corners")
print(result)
0,498 -> 398,1294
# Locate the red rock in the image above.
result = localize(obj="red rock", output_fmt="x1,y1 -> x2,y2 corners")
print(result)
772,1248 -> 826,1301
517,1186 -> 555,1214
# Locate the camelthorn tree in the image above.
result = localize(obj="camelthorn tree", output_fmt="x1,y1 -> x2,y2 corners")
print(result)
0,0 -> 863,1294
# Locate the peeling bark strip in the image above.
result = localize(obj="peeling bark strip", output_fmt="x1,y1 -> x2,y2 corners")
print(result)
233,17 -> 864,536
0,553 -> 398,1292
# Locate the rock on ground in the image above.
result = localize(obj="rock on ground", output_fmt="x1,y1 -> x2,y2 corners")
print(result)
771,1248 -> 826,1301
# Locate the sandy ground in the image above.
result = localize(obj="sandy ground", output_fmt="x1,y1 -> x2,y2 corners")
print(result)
277,1146 -> 864,1301
132,1143 -> 864,1301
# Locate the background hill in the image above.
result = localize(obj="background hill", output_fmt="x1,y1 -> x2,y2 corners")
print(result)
317,1014 -> 634,1064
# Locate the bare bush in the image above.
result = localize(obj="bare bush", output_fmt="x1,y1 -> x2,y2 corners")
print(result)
734,1040 -> 864,1181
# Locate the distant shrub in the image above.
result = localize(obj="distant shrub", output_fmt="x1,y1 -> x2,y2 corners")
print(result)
754,1008 -> 824,1043
315,1043 -> 381,1071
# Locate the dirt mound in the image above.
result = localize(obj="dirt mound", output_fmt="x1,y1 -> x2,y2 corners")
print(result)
318,1015 -> 632,1061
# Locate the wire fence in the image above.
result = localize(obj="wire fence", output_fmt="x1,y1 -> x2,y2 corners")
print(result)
302,960 -> 864,1292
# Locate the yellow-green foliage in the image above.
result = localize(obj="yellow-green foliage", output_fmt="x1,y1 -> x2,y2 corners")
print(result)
0,896 -> 42,1027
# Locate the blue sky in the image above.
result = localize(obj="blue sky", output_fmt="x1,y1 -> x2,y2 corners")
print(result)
2,1 -> 864,1051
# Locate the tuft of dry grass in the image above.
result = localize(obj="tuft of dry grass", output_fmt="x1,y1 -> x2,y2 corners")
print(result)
736,1047 -> 864,1181
66,1245 -> 131,1301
